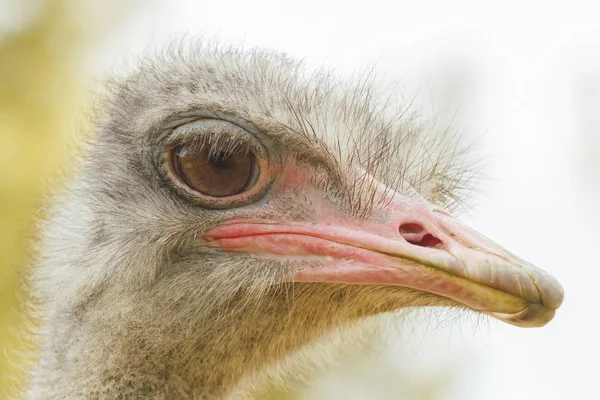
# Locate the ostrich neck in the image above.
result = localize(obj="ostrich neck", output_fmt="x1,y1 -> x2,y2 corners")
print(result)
30,282 -> 397,399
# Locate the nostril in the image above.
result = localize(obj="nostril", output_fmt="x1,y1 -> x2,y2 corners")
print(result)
415,234 -> 444,248
398,223 -> 423,235
399,223 -> 444,249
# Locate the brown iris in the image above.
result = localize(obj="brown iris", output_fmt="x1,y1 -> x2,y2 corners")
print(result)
172,146 -> 257,198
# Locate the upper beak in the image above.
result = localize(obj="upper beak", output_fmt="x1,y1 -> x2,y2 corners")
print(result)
205,198 -> 564,327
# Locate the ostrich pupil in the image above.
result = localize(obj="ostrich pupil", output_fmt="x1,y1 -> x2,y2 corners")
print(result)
210,151 -> 229,169
176,145 -> 255,197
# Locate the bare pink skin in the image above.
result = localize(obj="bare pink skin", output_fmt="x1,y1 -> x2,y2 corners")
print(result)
205,165 -> 564,327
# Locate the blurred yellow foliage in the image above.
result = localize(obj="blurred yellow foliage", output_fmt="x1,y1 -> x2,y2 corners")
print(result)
0,0 -> 130,396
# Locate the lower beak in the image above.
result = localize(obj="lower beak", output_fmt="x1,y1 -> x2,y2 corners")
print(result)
205,204 -> 564,327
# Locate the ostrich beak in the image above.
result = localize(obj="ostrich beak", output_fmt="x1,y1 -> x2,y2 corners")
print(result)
205,197 -> 564,328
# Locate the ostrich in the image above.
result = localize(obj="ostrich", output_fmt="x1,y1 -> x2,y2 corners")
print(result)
28,43 -> 563,399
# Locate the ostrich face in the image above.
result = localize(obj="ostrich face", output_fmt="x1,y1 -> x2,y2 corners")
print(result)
40,46 -> 563,385
153,112 -> 561,327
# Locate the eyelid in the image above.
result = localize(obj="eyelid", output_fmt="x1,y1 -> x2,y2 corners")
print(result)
166,118 -> 268,159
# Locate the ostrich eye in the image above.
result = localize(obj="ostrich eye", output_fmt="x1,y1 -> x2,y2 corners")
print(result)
172,145 -> 258,197
164,118 -> 272,209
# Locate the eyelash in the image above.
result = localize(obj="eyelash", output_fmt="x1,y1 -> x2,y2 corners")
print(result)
167,125 -> 264,158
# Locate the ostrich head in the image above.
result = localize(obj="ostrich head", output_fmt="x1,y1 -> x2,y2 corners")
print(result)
30,43 -> 564,398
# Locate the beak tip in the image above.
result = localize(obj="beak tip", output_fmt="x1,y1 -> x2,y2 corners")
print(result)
536,270 -> 565,310
545,284 -> 565,310
489,303 -> 559,328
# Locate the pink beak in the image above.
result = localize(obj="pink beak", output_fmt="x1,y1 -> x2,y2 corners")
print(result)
205,195 -> 564,327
